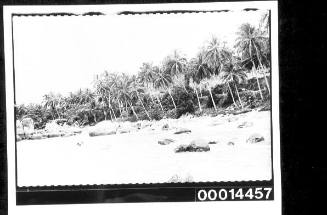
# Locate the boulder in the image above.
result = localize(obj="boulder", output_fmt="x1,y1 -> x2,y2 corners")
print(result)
161,123 -> 170,130
21,117 -> 34,134
227,141 -> 235,146
175,139 -> 210,153
89,130 -> 116,137
174,128 -> 191,134
208,141 -> 218,144
88,120 -> 120,137
158,138 -> 174,145
237,121 -> 254,128
246,133 -> 265,143
16,120 -> 24,135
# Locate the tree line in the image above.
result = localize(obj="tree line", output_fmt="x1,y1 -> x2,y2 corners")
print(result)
16,19 -> 271,129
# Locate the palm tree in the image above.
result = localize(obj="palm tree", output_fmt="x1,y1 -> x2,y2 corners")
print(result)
220,59 -> 247,109
188,51 -> 212,112
204,36 -> 232,75
129,76 -> 152,120
235,23 -> 270,98
116,73 -> 139,120
153,67 -> 177,111
163,50 -> 188,91
42,93 -> 61,120
200,75 -> 222,112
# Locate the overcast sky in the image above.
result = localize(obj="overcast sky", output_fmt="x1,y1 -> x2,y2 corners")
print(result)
13,10 -> 265,105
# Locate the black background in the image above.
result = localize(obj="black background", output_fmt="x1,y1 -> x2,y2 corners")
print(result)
1,0 -> 323,214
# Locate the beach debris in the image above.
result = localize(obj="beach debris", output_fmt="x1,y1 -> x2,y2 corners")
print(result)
174,139 -> 210,153
246,133 -> 265,143
227,141 -> 235,146
174,128 -> 191,134
227,117 -> 239,122
237,121 -> 254,128
89,130 -> 116,137
161,123 -> 170,130
158,138 -> 174,145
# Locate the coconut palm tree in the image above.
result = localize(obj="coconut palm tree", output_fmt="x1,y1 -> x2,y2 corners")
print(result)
220,59 -> 247,109
42,93 -> 61,120
116,73 -> 139,120
129,75 -> 152,120
153,67 -> 177,111
235,23 -> 270,98
163,50 -> 188,91
188,51 -> 211,112
204,36 -> 232,75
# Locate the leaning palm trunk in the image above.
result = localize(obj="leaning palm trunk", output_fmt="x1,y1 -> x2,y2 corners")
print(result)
194,88 -> 202,112
167,90 -> 177,110
234,83 -> 244,109
253,43 -> 271,95
252,61 -> 264,100
108,108 -> 113,121
156,95 -> 164,112
128,101 -> 139,120
260,67 -> 271,95
110,107 -> 117,120
92,112 -> 97,123
137,93 -> 151,120
227,82 -> 238,108
208,88 -> 217,112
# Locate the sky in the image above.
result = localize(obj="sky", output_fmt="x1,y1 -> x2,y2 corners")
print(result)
13,10 -> 266,105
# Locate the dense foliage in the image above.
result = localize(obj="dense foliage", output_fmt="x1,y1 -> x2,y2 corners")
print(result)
16,17 -> 271,128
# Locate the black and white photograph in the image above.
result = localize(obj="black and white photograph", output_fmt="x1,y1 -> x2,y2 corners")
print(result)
3,1 -> 280,212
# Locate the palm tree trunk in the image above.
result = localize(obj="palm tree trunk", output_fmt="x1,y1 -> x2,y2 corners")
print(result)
168,90 -> 177,110
156,95 -> 164,112
227,82 -> 238,108
110,107 -> 117,120
103,110 -> 107,120
149,94 -> 155,105
137,94 -> 151,120
234,83 -> 244,109
252,61 -> 264,100
253,44 -> 270,95
208,88 -> 217,112
118,101 -> 123,119
199,85 -> 203,97
92,112 -> 97,123
261,67 -> 271,95
128,101 -> 139,120
108,108 -> 113,121
194,88 -> 202,112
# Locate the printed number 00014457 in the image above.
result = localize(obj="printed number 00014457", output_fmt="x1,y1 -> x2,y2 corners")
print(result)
197,188 -> 273,201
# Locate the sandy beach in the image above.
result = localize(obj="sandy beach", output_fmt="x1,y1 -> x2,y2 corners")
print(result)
17,110 -> 271,186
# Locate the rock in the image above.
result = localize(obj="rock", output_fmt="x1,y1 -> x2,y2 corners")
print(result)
28,133 -> 44,140
158,138 -> 174,145
227,141 -> 235,146
16,135 -> 22,142
246,133 -> 265,143
21,117 -> 35,134
174,128 -> 191,134
227,117 -> 238,122
89,130 -> 116,137
208,141 -> 218,144
175,139 -> 210,153
233,108 -> 251,115
16,120 -> 24,135
237,121 -> 254,128
88,120 -> 120,137
162,123 -> 170,130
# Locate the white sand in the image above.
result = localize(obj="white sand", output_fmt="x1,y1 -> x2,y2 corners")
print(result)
17,110 -> 272,186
